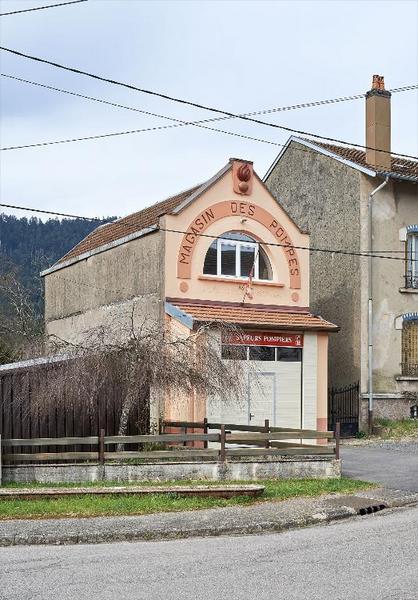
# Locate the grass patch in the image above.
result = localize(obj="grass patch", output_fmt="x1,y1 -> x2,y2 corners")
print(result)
0,478 -> 371,520
374,418 -> 418,439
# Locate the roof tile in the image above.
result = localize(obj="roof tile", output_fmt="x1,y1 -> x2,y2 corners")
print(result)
57,183 -> 202,264
171,301 -> 339,331
303,139 -> 418,180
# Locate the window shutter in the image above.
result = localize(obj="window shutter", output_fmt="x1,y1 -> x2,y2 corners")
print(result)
402,320 -> 418,376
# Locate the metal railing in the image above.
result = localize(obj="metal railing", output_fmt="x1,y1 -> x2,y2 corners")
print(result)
401,362 -> 418,376
404,272 -> 418,289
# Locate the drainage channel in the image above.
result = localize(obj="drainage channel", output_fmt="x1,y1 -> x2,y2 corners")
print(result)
358,504 -> 387,516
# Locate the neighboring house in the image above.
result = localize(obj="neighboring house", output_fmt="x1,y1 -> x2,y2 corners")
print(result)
264,75 -> 418,428
41,159 -> 338,432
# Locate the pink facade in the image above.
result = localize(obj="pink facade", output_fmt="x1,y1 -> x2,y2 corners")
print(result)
163,159 -> 338,432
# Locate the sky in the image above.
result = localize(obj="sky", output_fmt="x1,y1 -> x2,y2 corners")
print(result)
0,0 -> 417,221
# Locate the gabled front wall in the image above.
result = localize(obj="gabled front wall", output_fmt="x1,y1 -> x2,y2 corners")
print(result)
162,161 -> 329,435
163,165 -> 310,307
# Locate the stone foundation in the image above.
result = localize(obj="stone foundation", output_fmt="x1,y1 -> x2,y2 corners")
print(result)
2,456 -> 340,484
360,394 -> 418,429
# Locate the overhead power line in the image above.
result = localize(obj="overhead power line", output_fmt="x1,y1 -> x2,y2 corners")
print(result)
3,73 -> 417,124
0,0 -> 88,16
1,46 -> 417,160
2,73 -> 418,167
0,202 -> 414,263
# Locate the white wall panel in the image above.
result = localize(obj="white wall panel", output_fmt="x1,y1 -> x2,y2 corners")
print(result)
302,333 -> 318,429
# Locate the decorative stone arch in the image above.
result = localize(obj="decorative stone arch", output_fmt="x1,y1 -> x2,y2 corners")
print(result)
176,199 -> 302,289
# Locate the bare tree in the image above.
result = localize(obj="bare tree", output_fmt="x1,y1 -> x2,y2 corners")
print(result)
0,258 -> 44,363
31,309 -> 247,438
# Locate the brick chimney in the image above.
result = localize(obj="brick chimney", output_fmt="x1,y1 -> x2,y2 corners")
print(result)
365,75 -> 391,171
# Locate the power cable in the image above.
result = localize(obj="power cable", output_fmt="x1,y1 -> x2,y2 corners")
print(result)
1,46 -> 417,160
3,73 -> 417,127
0,202 -> 415,263
0,0 -> 87,16
2,73 -> 418,169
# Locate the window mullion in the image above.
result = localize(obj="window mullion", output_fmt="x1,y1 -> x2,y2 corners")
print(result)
217,240 -> 221,276
236,242 -> 240,277
254,244 -> 259,280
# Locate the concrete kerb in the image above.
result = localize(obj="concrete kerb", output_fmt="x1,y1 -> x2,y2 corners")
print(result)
1,487 -> 417,547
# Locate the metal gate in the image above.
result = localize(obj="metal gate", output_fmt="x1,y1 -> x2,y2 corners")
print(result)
328,382 -> 359,437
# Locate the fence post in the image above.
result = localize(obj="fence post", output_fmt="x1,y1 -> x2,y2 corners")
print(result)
219,425 -> 226,463
99,428 -> 105,466
335,422 -> 340,460
203,417 -> 208,449
264,419 -> 270,449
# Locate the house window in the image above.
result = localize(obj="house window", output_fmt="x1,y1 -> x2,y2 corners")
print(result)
402,319 -> 418,376
406,230 -> 418,289
203,231 -> 273,280
222,344 -> 302,362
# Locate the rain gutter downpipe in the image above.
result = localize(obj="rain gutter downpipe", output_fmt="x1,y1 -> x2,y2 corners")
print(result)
368,176 -> 389,433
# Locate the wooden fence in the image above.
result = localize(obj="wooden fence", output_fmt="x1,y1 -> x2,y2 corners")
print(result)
0,421 -> 340,466
0,359 -> 147,442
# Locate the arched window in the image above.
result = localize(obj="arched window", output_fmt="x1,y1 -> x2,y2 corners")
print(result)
203,231 -> 273,280
402,316 -> 418,376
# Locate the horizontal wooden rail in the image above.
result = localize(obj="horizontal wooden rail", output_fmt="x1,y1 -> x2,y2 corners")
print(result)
1,422 -> 338,464
226,432 -> 334,443
226,447 -> 334,457
2,436 -> 99,447
104,449 -> 220,460
3,452 -> 99,462
163,420 -> 334,437
103,433 -> 219,444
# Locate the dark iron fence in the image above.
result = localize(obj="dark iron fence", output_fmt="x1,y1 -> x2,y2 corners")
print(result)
328,381 -> 359,437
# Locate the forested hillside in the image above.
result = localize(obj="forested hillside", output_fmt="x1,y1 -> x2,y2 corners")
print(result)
0,213 -> 112,362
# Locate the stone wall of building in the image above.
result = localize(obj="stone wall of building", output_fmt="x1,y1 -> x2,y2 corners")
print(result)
44,230 -> 165,344
265,141 -> 362,387
359,176 -> 418,396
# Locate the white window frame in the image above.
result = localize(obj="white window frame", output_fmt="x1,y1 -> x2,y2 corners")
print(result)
213,239 -> 268,280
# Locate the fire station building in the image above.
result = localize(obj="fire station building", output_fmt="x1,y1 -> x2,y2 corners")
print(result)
42,159 -> 338,432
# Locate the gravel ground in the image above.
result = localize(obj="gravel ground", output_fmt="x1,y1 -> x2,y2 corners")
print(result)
342,437 -> 418,452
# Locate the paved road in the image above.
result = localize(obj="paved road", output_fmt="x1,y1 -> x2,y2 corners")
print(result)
341,442 -> 418,491
1,505 -> 418,600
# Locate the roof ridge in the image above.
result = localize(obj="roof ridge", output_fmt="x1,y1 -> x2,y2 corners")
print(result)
54,181 -> 206,265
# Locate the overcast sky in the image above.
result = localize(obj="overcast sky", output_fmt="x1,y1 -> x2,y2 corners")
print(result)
0,0 -> 417,221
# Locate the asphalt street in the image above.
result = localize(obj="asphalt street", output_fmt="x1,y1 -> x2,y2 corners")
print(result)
1,504 -> 417,600
341,442 -> 418,491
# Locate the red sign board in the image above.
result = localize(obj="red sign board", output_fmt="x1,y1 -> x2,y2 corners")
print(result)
223,331 -> 303,348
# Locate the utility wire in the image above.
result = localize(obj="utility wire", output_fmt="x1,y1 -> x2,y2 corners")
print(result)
3,73 -> 417,128
0,0 -> 87,16
2,73 -> 418,169
1,46 -> 417,160
0,202 -> 414,262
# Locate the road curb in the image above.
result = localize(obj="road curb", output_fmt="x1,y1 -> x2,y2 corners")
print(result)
1,491 -> 417,547
0,506 -> 357,547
